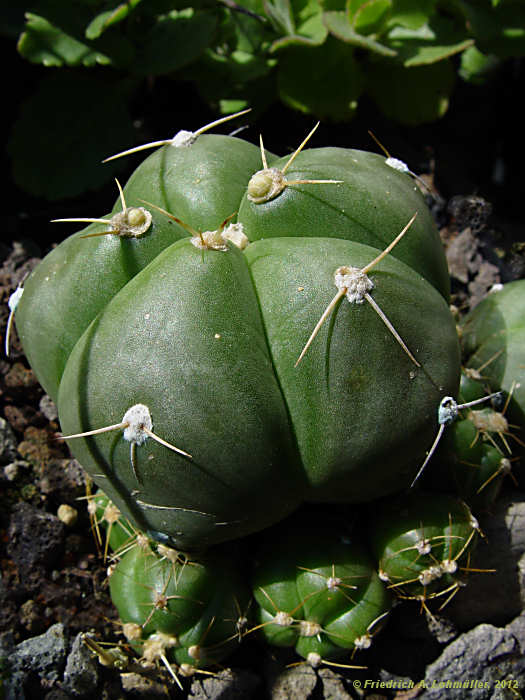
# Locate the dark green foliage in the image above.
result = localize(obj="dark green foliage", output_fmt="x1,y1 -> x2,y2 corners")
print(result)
8,0 -> 525,199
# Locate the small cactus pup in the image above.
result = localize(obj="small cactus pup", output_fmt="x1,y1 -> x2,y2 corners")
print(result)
251,518 -> 391,667
108,537 -> 251,680
368,492 -> 480,610
88,489 -> 140,560
460,280 -> 525,435
421,371 -> 517,510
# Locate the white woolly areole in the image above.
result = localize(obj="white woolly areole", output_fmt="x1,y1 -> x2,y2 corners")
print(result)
438,396 -> 458,425
191,229 -> 228,251
307,652 -> 322,668
8,286 -> 24,311
354,634 -> 372,649
122,622 -> 143,642
326,576 -> 342,591
111,207 -> 152,237
222,222 -> 249,250
419,565 -> 443,586
299,620 -> 322,637
273,611 -> 293,627
441,559 -> 458,574
334,266 -> 374,304
122,404 -> 153,445
470,515 -> 479,530
416,538 -> 432,555
170,130 -> 197,148
386,156 -> 410,173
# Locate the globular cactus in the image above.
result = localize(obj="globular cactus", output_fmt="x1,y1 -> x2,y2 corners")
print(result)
368,492 -> 479,608
10,117 -> 461,550
422,371 -> 516,510
108,538 -> 251,677
460,280 -> 525,434
251,519 -> 391,667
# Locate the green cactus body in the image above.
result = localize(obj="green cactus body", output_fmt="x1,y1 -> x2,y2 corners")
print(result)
238,147 -> 450,297
368,492 -> 479,604
15,135 -> 266,402
458,370 -> 488,405
14,129 -> 461,550
252,522 -> 391,664
91,490 -> 137,556
108,541 -> 251,671
424,417 -> 510,510
460,280 -> 525,431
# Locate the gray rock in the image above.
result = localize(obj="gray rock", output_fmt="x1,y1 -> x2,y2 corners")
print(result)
269,664 -> 317,700
2,623 -> 68,699
188,668 -> 260,699
13,623 -> 68,682
445,492 -> 525,630
0,417 -> 18,464
62,633 -> 99,698
7,502 -> 65,576
419,623 -> 522,699
120,672 -> 170,697
0,631 -> 26,700
318,667 -> 353,699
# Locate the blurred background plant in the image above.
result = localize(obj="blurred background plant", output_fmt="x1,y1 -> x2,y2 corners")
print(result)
3,0 -> 525,226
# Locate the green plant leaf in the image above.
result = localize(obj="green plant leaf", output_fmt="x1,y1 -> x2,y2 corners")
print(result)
349,0 -> 392,34
277,37 -> 364,119
8,73 -> 136,200
264,0 -> 296,33
366,58 -> 455,124
133,8 -> 218,75
18,12 -> 112,66
388,0 -> 436,30
459,45 -> 501,83
385,15 -> 473,65
460,2 -> 525,57
323,11 -> 397,55
85,0 -> 143,40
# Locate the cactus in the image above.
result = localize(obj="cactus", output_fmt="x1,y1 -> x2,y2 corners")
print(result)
251,518 -> 391,666
11,120 -> 461,552
368,492 -> 479,608
460,280 -> 525,434
108,538 -> 251,677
